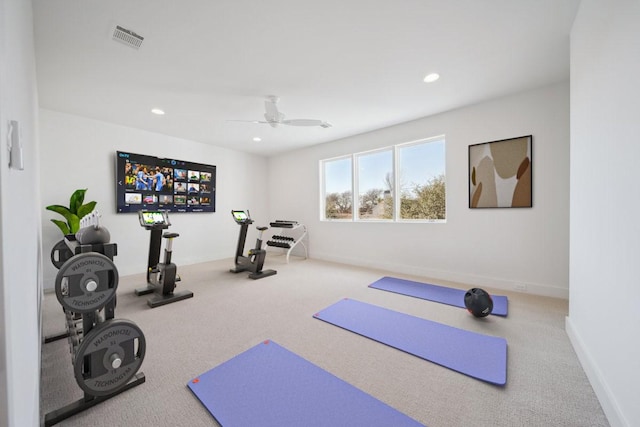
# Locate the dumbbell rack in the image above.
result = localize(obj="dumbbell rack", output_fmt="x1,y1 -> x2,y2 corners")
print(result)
44,235 -> 146,427
266,220 -> 308,263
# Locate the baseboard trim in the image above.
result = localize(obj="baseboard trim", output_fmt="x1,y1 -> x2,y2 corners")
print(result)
311,252 -> 569,299
565,316 -> 628,427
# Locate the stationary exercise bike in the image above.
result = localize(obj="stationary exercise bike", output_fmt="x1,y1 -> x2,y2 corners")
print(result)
135,210 -> 193,307
230,210 -> 277,279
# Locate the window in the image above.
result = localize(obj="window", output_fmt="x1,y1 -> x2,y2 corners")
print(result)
356,149 -> 393,220
321,136 -> 445,222
322,156 -> 352,219
397,139 -> 446,220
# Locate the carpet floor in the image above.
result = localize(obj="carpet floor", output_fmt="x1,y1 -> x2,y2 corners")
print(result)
40,255 -> 609,426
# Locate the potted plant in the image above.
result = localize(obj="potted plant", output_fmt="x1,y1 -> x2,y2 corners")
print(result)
46,188 -> 97,236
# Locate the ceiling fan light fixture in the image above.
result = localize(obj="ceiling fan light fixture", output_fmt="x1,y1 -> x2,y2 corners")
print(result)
423,73 -> 440,83
151,108 -> 165,115
253,137 -> 262,142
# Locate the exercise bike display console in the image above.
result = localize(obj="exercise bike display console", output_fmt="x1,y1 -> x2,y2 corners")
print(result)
136,210 -> 194,307
230,210 -> 277,279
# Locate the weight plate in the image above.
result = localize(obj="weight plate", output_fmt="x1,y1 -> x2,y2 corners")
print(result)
74,319 -> 146,396
50,239 -> 74,269
55,253 -> 119,313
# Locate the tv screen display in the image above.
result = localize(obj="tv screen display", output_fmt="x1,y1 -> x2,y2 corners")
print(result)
116,151 -> 216,213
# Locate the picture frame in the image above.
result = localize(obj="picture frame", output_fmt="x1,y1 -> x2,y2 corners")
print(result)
469,135 -> 532,208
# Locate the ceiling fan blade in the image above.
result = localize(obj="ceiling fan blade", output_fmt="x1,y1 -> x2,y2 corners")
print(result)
226,119 -> 280,128
226,119 -> 271,124
282,119 -> 332,128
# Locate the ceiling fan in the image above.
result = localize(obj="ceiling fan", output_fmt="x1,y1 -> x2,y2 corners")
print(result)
229,95 -> 332,128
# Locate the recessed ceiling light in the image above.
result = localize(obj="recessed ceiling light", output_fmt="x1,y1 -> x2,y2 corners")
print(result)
423,73 -> 440,83
253,137 -> 262,142
151,108 -> 165,115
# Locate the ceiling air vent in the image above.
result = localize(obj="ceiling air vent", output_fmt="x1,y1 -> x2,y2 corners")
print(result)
112,25 -> 144,49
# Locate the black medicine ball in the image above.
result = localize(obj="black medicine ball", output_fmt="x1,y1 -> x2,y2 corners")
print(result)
464,288 -> 493,317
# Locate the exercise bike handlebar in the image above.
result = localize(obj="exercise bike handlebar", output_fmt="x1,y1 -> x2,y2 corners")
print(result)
231,209 -> 253,225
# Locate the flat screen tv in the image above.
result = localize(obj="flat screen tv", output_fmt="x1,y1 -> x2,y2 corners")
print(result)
116,150 -> 216,213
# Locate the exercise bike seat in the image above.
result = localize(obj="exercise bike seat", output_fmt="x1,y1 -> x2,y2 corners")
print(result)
163,232 -> 180,239
256,226 -> 268,231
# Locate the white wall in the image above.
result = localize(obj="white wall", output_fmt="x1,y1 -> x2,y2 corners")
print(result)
0,0 -> 42,426
39,109 -> 270,288
269,82 -> 570,298
566,1 -> 640,426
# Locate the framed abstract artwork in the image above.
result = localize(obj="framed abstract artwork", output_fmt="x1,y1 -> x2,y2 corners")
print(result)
469,135 -> 532,208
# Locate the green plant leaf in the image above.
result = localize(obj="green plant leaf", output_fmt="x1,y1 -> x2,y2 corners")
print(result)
68,214 -> 81,234
77,201 -> 97,219
50,219 -> 70,235
46,205 -> 77,225
70,189 -> 87,214
46,204 -> 73,217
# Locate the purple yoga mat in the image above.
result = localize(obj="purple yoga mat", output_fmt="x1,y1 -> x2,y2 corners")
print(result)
369,276 -> 509,316
314,299 -> 507,385
188,340 -> 425,427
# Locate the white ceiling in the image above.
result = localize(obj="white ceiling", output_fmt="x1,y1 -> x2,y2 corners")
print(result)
33,0 -> 580,157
